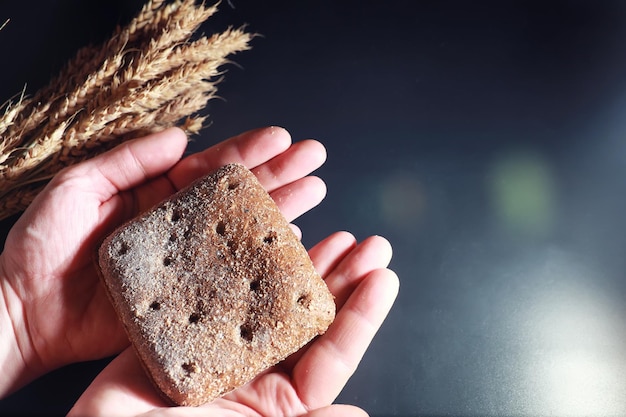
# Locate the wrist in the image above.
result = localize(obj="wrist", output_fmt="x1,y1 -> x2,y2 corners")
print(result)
0,257 -> 41,398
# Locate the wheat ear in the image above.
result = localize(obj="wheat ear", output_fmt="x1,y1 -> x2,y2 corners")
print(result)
0,0 -> 253,220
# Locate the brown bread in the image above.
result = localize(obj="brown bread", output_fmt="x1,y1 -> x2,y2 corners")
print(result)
97,163 -> 335,406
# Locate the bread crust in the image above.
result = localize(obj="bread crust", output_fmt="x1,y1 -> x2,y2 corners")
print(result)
97,163 -> 335,406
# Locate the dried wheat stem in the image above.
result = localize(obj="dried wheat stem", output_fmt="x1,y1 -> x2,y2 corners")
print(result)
5,0 -> 189,146
57,96 -> 208,172
0,105 -> 20,139
0,91 -> 28,144
52,55 -> 126,124
0,97 -> 38,166
91,3 -> 219,109
70,65 -> 220,149
54,91 -> 211,168
93,28 -> 250,120
124,0 -> 167,40
0,0 -> 253,219
168,28 -> 252,69
32,0 -> 220,150
125,0 -> 189,46
37,0 -> 175,102
0,121 -> 68,184
4,55 -> 125,164
39,61 -> 222,174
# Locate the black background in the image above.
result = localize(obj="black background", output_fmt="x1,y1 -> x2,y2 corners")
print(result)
2,1 -> 626,416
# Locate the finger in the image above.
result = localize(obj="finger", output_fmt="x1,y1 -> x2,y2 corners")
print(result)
72,127 -> 187,202
290,223 -> 302,239
278,231 -> 358,371
44,128 -> 186,229
128,173 -> 327,230
292,268 -> 399,409
324,235 -> 393,309
70,350 -> 245,417
308,231 -> 357,278
132,175 -> 179,214
303,404 -> 369,417
251,139 -> 326,193
68,348 -> 168,417
138,407 -> 242,417
167,126 -> 291,190
269,176 -> 326,222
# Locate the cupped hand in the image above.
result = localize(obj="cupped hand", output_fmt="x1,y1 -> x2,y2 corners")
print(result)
69,232 -> 399,417
0,126 -> 327,396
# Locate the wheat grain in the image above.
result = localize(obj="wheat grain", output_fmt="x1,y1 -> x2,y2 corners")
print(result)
3,0 -> 201,153
0,0 -> 252,220
90,2 -> 219,110
33,0 -> 174,108
0,121 -> 68,186
0,89 -> 29,155
53,91 -> 211,169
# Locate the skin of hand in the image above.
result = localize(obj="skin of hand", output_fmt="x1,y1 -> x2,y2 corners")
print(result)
0,126 -> 330,396
69,231 -> 398,417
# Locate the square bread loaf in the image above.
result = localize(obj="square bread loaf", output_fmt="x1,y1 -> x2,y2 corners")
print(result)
97,163 -> 335,406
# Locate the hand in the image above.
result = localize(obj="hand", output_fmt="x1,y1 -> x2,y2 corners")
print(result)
0,126 -> 327,396
69,232 -> 399,417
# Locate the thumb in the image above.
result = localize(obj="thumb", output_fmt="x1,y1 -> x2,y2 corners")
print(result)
73,127 -> 188,203
68,348 -> 169,417
43,127 -> 188,226
302,405 -> 369,417
15,128 -> 187,230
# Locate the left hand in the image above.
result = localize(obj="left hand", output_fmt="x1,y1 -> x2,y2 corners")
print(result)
0,126 -> 327,396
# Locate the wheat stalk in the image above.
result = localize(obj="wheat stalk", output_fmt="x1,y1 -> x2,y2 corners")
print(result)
0,0 -> 253,220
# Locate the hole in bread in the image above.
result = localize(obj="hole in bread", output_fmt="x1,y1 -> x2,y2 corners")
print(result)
182,362 -> 197,376
170,209 -> 182,223
249,279 -> 261,292
228,181 -> 240,190
263,231 -> 277,244
216,221 -> 226,236
117,241 -> 129,256
189,312 -> 201,324
163,257 -> 173,267
297,294 -> 311,309
240,323 -> 254,342
149,301 -> 161,311
169,232 -> 177,242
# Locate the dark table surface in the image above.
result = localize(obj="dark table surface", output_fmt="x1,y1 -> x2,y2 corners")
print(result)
2,1 -> 626,416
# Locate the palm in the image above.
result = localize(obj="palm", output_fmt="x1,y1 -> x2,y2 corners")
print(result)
0,127 -> 328,383
3,173 -> 131,368
69,232 -> 398,417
